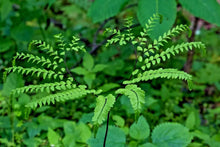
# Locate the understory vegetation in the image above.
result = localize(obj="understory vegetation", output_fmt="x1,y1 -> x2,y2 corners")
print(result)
0,0 -> 220,147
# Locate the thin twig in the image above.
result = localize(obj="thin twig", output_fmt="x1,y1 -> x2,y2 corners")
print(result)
64,53 -> 80,85
184,17 -> 199,73
91,17 -> 114,53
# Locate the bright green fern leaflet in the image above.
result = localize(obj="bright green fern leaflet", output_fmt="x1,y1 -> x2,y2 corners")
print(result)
116,85 -> 145,120
92,94 -> 116,125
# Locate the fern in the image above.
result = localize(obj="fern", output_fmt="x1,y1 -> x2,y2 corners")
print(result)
28,40 -> 63,63
3,15 -> 206,134
11,78 -> 76,95
4,66 -> 64,80
141,42 -> 205,69
13,52 -> 61,71
116,85 -> 145,119
27,85 -> 100,109
124,68 -> 193,89
92,94 -> 116,125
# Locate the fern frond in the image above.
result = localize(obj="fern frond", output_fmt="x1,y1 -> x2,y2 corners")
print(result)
152,24 -> 189,47
68,36 -> 86,52
11,78 -> 76,95
143,42 -> 205,69
5,66 -> 64,80
54,33 -> 66,56
29,40 -> 64,63
26,85 -> 99,109
116,84 -> 145,119
124,68 -> 192,88
92,94 -> 116,125
13,52 -> 59,70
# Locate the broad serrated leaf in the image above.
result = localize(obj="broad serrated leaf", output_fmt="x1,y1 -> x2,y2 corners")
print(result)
137,0 -> 176,39
179,0 -> 220,26
129,116 -> 150,140
87,125 -> 126,147
152,123 -> 192,147
88,0 -> 129,23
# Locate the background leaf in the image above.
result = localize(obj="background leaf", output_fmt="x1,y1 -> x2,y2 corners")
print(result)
88,125 -> 126,147
152,123 -> 192,147
129,115 -> 150,140
88,0 -> 129,23
83,53 -> 94,71
137,0 -> 176,39
47,128 -> 60,146
179,0 -> 220,26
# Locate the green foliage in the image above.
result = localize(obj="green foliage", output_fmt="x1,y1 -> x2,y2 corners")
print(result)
71,53 -> 106,88
179,0 -> 220,26
152,123 -> 192,147
129,115 -> 150,140
137,0 -> 177,39
1,4 -> 211,145
47,128 -> 60,146
88,125 -> 126,147
88,0 -> 129,23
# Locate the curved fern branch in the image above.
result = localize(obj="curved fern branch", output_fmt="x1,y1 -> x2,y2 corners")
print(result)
13,52 -> 60,70
26,85 -> 99,109
143,42 -> 205,69
124,68 -> 192,89
11,78 -> 76,95
5,66 -> 64,80
29,40 -> 64,63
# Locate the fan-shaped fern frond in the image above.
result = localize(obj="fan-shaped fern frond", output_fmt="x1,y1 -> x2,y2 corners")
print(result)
26,85 -> 100,109
142,42 -> 205,69
124,68 -> 192,89
11,78 -> 76,95
116,85 -> 145,120
13,52 -> 60,70
5,66 -> 64,80
92,94 -> 116,125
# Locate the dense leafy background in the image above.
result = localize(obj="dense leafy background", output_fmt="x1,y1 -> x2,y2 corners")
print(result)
0,0 -> 220,146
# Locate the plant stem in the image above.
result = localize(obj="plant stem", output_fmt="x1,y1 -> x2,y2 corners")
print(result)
103,111 -> 110,147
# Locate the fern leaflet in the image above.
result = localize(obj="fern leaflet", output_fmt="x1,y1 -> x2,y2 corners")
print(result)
92,94 -> 116,125
116,85 -> 145,119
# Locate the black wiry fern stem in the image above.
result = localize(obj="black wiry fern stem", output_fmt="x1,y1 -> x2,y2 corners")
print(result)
103,111 -> 110,147
103,95 -> 119,147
